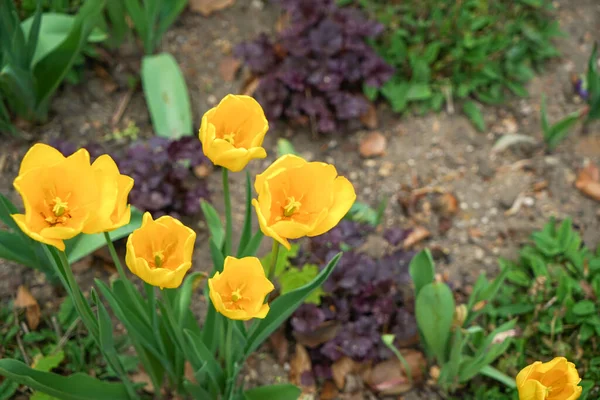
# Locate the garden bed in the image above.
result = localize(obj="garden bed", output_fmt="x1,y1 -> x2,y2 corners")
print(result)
1,0 -> 600,399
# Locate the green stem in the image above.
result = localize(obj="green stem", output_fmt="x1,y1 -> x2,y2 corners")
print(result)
222,168 -> 233,256
103,232 -> 149,323
225,319 -> 233,375
55,250 -> 139,399
160,290 -> 190,391
266,241 -> 280,281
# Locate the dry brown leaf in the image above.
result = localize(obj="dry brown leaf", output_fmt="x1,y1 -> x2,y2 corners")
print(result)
185,361 -> 197,383
438,192 -> 459,216
15,286 -> 40,330
293,320 -> 340,348
360,103 -> 378,129
331,357 -> 355,389
365,350 -> 426,395
359,131 -> 386,158
131,370 -> 154,393
269,327 -> 289,364
403,226 -> 431,249
289,344 -> 316,394
189,0 -> 235,16
319,380 -> 339,400
575,162 -> 600,201
218,56 -> 241,82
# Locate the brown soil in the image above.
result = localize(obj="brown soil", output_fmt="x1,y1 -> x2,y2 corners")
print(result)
1,0 -> 600,399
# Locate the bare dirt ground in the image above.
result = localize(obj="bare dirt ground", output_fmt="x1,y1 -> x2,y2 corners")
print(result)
1,0 -> 599,398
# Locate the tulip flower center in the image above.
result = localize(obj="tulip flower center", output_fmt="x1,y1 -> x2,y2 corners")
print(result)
223,133 -> 236,145
44,195 -> 72,226
231,288 -> 243,303
283,196 -> 301,217
153,251 -> 165,268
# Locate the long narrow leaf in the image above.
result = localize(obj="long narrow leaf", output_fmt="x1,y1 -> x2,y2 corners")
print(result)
25,2 -> 43,67
237,171 -> 253,257
0,359 -> 129,400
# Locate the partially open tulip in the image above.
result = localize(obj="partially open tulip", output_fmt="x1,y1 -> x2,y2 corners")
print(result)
517,357 -> 582,400
198,94 -> 268,172
12,144 -> 121,251
208,256 -> 274,320
252,155 -> 356,249
125,212 -> 196,289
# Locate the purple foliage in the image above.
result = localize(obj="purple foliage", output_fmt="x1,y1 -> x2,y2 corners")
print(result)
48,137 -> 211,219
234,0 -> 393,134
290,221 -> 418,378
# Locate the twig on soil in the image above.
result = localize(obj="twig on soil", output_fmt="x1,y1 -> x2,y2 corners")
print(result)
54,317 -> 81,355
13,308 -> 30,364
51,315 -> 62,338
496,158 -> 533,173
111,87 -> 135,127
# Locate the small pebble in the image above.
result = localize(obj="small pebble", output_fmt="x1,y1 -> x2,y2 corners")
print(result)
364,159 -> 377,168
349,171 -> 359,180
407,159 -> 416,166
475,248 -> 485,260
523,197 -> 535,207
466,145 -> 474,153
460,202 -> 469,210
207,94 -> 217,105
489,207 -> 498,216
481,216 -> 489,224
325,156 -> 335,164
472,202 -> 480,210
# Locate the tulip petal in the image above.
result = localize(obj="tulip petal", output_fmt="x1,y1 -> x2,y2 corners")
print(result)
214,146 -> 266,172
19,143 -> 65,175
255,303 -> 270,319
310,176 -> 356,236
12,214 -> 65,251
253,198 -> 291,249
254,154 -> 306,193
518,379 -> 548,400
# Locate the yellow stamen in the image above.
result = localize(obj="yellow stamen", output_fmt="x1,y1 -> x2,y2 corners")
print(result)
223,133 -> 235,144
231,288 -> 243,302
52,197 -> 69,217
283,196 -> 301,217
153,251 -> 164,268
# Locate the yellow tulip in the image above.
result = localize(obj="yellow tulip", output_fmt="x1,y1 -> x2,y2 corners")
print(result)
85,155 -> 134,233
252,155 -> 356,249
208,256 -> 274,320
125,212 -> 196,289
12,144 -> 101,250
517,357 -> 582,400
198,94 -> 268,172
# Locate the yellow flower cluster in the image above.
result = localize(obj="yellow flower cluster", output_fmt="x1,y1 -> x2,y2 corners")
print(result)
12,94 -> 355,322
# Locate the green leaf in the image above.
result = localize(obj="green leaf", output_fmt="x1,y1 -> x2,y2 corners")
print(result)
0,231 -> 37,267
262,243 -> 300,278
200,200 -> 225,250
363,84 -> 378,101
141,53 -> 192,138
21,13 -> 106,68
245,253 -> 342,357
175,272 -> 206,326
279,264 -> 324,305
415,282 -> 454,363
276,138 -> 297,157
244,384 -> 301,400
480,365 -> 517,389
407,83 -> 432,100
573,300 -> 596,316
239,231 -> 264,258
183,329 -> 224,390
31,351 -> 65,373
64,208 -> 143,264
540,95 -> 550,135
0,378 -> 19,400
33,0 -> 106,114
544,111 -> 580,150
381,80 -> 410,113
409,250 -> 435,298
463,101 -> 486,132
505,81 -> 529,97
0,359 -> 129,400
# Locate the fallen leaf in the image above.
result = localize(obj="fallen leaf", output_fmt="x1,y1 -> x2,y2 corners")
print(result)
402,226 -> 431,249
193,163 -> 212,178
360,103 -> 378,129
131,370 -> 154,393
491,134 -> 537,153
365,350 -> 426,395
241,76 -> 259,96
289,344 -> 315,394
269,327 -> 289,364
359,132 -> 386,158
575,162 -> 600,201
332,357 -> 355,389
320,380 -> 339,400
189,0 -> 235,16
468,227 -> 483,239
437,192 -> 459,216
293,320 -> 341,348
492,328 -> 519,344
15,286 -> 40,330
218,56 -> 241,82
185,361 -> 197,383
